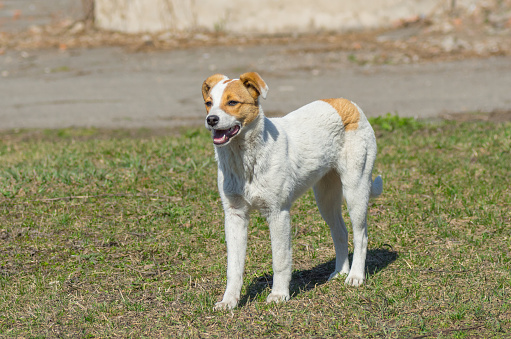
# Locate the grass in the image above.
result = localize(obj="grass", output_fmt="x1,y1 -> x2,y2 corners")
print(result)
0,119 -> 510,338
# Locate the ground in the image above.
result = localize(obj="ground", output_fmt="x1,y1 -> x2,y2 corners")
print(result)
0,3 -> 510,338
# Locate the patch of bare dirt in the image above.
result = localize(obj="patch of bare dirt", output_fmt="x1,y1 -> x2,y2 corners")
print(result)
442,110 -> 511,123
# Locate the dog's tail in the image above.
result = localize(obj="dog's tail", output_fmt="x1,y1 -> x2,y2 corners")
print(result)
370,175 -> 383,198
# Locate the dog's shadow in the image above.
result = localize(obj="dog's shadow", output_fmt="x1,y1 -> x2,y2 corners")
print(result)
238,247 -> 398,307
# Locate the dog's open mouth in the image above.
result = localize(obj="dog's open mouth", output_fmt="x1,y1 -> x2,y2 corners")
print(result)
213,125 -> 240,145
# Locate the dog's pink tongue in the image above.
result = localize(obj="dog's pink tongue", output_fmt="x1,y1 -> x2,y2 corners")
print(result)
213,130 -> 228,144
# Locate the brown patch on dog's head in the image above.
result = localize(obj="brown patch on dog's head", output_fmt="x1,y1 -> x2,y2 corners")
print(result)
201,72 -> 269,127
321,98 -> 360,131
239,72 -> 268,101
202,74 -> 229,112
219,79 -> 261,126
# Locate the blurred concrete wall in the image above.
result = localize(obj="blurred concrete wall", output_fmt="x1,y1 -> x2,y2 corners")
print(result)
94,0 -> 447,34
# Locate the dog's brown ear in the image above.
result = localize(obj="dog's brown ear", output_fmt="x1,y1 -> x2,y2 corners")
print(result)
202,74 -> 228,101
240,72 -> 268,100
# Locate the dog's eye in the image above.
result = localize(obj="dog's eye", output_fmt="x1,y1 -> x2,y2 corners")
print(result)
205,101 -> 213,107
227,100 -> 239,106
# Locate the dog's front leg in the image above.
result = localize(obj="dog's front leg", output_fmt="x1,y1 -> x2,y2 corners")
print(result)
267,209 -> 292,303
214,206 -> 249,310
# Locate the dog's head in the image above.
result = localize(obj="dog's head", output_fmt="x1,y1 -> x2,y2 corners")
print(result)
201,72 -> 268,146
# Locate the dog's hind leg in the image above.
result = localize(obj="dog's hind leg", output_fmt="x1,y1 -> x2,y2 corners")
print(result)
313,170 -> 350,280
339,139 -> 376,287
342,180 -> 371,287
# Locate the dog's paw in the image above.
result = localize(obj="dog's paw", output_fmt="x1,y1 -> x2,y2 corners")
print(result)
213,299 -> 237,311
345,274 -> 365,287
266,292 -> 290,304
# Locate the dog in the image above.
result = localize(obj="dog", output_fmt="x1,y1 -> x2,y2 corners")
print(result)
202,72 -> 382,310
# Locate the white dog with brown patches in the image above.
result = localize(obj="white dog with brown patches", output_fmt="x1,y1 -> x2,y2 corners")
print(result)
202,72 -> 382,310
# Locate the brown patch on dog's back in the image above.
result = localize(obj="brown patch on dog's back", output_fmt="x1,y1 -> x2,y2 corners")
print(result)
220,80 -> 260,126
321,98 -> 360,131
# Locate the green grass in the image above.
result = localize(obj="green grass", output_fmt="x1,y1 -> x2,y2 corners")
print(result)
0,120 -> 510,338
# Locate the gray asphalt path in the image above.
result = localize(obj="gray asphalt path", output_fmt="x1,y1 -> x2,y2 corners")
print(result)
1,45 -> 511,130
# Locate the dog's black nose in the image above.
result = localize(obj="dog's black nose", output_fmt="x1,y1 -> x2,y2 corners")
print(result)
207,115 -> 219,127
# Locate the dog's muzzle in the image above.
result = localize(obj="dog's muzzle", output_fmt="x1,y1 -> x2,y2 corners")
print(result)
206,114 -> 241,145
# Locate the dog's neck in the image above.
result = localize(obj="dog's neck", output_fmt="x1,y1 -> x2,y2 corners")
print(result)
215,107 -> 268,181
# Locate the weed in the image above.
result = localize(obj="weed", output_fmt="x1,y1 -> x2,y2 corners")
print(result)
369,113 -> 423,131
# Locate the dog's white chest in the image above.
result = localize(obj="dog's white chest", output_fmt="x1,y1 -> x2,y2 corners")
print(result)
221,169 -> 271,211
242,181 -> 271,210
